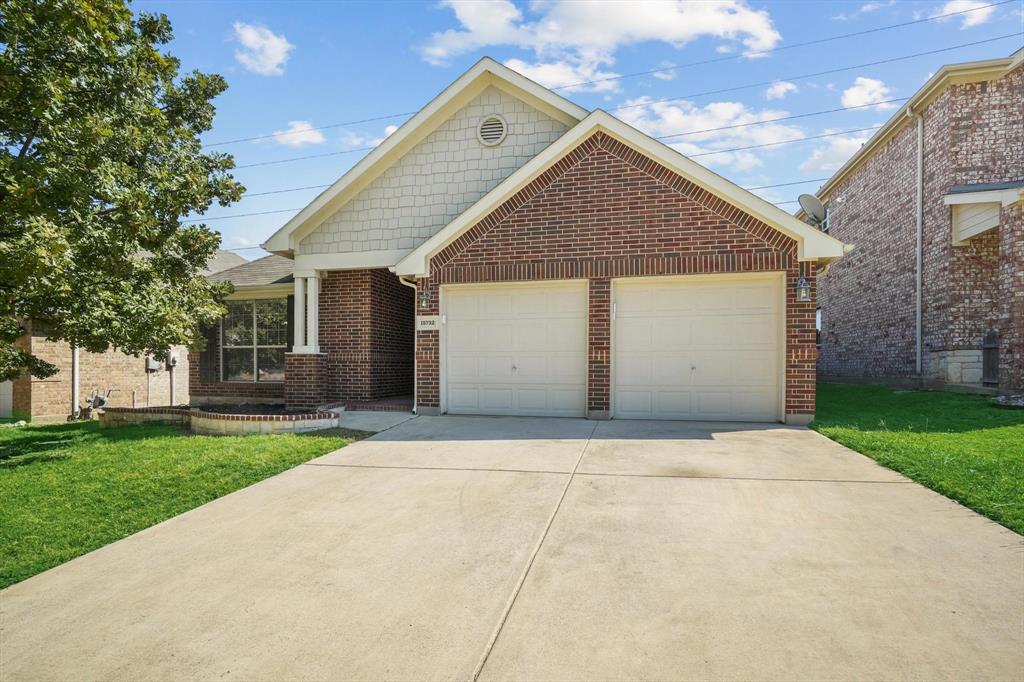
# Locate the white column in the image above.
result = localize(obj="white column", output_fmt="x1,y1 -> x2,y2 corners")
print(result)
293,277 -> 306,349
306,273 -> 320,353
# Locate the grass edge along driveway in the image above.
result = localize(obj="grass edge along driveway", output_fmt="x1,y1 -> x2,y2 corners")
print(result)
812,383 -> 1024,535
0,422 -> 366,589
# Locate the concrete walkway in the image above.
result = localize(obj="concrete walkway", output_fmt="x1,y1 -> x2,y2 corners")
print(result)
2,418 -> 1021,681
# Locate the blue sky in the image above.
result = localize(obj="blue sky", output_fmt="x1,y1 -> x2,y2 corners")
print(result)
136,0 -> 1023,258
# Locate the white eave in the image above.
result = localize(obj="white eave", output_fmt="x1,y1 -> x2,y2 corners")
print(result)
261,57 -> 588,257
394,110 -> 849,278
807,47 -> 1024,207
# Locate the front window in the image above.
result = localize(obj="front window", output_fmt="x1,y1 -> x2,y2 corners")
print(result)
221,299 -> 287,382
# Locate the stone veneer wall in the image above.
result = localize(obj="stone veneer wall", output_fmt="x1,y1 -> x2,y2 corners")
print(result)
817,63 -> 1023,391
414,132 -> 818,421
100,406 -> 338,434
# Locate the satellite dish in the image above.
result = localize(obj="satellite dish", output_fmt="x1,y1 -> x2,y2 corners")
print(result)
798,194 -> 826,225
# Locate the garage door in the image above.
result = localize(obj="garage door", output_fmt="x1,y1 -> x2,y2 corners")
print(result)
613,275 -> 782,421
444,281 -> 587,417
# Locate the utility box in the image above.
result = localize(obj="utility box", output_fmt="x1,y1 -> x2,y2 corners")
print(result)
145,356 -> 162,372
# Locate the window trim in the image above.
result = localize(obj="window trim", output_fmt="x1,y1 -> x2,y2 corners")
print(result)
220,299 -> 288,383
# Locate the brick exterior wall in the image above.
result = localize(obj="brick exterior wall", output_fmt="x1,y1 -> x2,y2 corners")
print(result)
818,64 -> 1023,392
12,327 -> 190,422
414,131 -> 818,420
318,269 -> 414,403
284,353 -> 328,412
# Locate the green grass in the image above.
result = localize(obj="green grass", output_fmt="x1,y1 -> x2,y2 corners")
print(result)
0,422 -> 366,589
812,383 -> 1024,534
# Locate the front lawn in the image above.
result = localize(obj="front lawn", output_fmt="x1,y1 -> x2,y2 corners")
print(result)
0,422 -> 365,589
812,383 -> 1024,534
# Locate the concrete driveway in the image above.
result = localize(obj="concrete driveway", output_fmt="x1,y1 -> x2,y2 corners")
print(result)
2,417 -> 1021,681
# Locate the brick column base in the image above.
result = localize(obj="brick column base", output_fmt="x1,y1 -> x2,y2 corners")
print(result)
285,353 -> 328,412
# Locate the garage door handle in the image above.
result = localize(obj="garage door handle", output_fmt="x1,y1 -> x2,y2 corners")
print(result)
512,364 -> 518,372
690,364 -> 696,371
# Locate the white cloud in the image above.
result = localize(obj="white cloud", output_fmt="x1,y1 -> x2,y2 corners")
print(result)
232,22 -> 294,76
931,0 -> 996,28
269,120 -> 325,147
841,77 -> 896,110
339,125 -> 399,150
832,1 -> 894,20
503,57 -> 621,93
617,97 -> 805,172
421,0 -> 782,92
765,81 -> 798,100
651,62 -> 677,81
800,128 -> 874,172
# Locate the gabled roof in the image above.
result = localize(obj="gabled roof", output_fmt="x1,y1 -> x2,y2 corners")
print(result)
261,57 -> 588,257
808,47 -> 1023,206
207,255 -> 294,288
394,110 -> 850,277
202,249 -> 248,275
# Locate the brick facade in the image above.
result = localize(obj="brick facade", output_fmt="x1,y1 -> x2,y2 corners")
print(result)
817,64 -> 1022,392
414,132 -> 818,421
317,268 -> 414,404
12,327 -> 189,422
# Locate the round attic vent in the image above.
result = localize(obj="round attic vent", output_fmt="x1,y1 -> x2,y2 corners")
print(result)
477,115 -> 508,146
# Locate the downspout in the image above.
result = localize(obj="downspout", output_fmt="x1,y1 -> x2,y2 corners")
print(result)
398,275 -> 418,414
70,345 -> 80,419
912,109 -> 924,376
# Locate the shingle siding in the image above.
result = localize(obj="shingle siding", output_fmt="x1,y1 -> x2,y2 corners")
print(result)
300,86 -> 569,256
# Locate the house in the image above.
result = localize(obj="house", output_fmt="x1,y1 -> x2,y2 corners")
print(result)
1,250 -> 247,421
195,58 -> 848,424
813,48 -> 1022,393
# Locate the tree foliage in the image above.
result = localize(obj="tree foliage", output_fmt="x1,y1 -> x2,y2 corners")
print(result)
0,0 -> 242,381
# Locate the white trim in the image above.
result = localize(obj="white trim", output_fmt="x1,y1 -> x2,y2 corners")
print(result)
608,271 -> 786,423
395,110 -> 848,277
943,187 -> 1024,208
809,48 -> 1023,206
262,57 -> 587,255
293,278 -> 305,348
294,250 -> 411,272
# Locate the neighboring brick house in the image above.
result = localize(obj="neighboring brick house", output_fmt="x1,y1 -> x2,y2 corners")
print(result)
813,48 -> 1023,393
198,58 -> 847,423
3,250 -> 246,421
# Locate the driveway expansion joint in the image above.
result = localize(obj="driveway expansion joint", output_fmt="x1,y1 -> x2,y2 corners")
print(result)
471,421 -> 599,681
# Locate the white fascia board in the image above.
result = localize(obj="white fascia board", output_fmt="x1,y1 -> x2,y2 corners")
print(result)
395,110 -> 848,277
943,188 -> 1024,207
294,250 -> 411,272
261,57 -> 587,255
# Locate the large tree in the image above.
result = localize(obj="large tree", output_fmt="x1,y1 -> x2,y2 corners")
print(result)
0,0 -> 242,381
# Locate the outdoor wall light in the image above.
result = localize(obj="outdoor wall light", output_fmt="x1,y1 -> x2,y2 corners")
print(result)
419,289 -> 431,310
795,276 -> 812,303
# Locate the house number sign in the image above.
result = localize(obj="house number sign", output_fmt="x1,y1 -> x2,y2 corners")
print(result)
416,315 -> 440,331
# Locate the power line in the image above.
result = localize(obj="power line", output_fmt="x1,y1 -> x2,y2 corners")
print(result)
203,0 -> 1014,147
228,32 -> 1019,171
193,124 -> 872,223
613,33 -> 1020,112
745,178 -> 829,191
548,0 -> 1011,89
232,96 -> 908,171
688,126 -> 880,158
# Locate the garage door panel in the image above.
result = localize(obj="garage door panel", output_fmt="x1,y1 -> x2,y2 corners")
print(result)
614,276 -> 781,422
445,283 -> 587,417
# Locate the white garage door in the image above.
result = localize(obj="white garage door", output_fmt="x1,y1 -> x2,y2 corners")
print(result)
444,281 -> 588,417
613,275 -> 782,422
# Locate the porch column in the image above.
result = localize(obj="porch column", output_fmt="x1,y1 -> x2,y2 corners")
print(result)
291,270 -> 319,354
293,277 -> 306,349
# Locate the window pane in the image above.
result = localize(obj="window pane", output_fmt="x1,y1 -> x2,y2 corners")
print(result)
223,348 -> 255,381
256,299 -> 288,347
257,348 -> 285,382
223,301 -> 253,346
